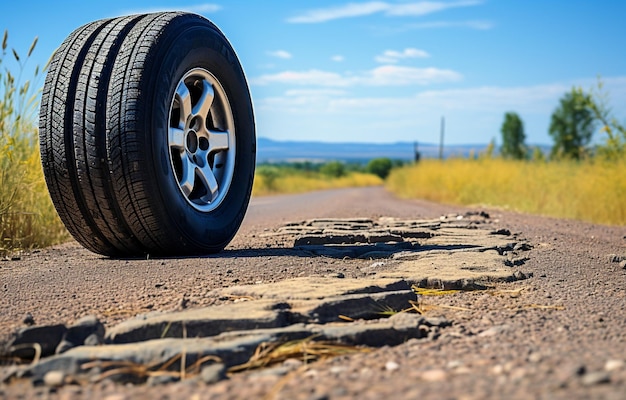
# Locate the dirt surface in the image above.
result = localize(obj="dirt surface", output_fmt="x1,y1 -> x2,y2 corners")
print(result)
2,186 -> 626,399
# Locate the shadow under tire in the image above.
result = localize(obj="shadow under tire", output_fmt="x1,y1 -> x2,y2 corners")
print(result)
39,12 -> 256,257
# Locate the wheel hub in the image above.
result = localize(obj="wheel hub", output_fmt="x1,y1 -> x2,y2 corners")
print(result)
168,68 -> 236,212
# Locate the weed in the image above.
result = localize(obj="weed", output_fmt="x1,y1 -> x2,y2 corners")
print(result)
0,31 -> 68,256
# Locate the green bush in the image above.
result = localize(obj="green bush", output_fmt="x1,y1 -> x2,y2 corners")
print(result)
319,161 -> 346,178
366,157 -> 393,179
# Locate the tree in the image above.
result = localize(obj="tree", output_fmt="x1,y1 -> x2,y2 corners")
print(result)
366,157 -> 393,179
500,112 -> 527,159
585,78 -> 626,160
320,161 -> 346,178
549,87 -> 595,160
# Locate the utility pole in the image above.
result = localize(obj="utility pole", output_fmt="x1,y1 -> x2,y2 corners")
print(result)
414,141 -> 421,163
438,116 -> 445,160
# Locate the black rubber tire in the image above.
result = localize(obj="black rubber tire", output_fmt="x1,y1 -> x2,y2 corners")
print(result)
39,12 -> 256,257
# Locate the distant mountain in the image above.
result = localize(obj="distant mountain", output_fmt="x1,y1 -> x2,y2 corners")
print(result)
256,137 -> 490,163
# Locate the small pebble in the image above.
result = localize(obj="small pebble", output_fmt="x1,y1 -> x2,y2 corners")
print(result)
581,371 -> 610,386
200,363 -> 226,384
385,361 -> 399,371
283,358 -> 304,370
178,297 -> 189,309
479,325 -> 509,337
421,369 -> 447,382
528,352 -> 543,363
329,366 -> 346,374
84,333 -> 103,346
605,359 -> 625,372
43,370 -> 65,387
146,374 -> 178,386
23,312 -> 35,326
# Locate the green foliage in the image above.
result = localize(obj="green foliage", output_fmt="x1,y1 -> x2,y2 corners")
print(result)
319,161 -> 346,178
1,31 -> 67,255
500,112 -> 527,159
366,157 -> 393,179
549,87 -> 596,160
255,165 -> 281,191
585,78 -> 626,160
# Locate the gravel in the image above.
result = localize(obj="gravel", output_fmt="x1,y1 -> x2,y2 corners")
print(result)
2,187 -> 626,399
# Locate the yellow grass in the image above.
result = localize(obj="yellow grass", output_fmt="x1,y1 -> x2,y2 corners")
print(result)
253,171 -> 383,197
386,158 -> 626,226
229,336 -> 371,372
1,34 -> 69,256
0,142 -> 68,256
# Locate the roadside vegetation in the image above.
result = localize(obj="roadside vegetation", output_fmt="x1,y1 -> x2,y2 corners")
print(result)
387,158 -> 626,225
252,159 -> 397,196
387,80 -> 626,226
0,32 -> 68,256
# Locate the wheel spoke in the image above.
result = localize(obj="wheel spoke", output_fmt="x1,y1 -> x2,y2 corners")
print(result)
197,163 -> 219,202
175,81 -> 192,127
179,157 -> 196,196
208,129 -> 229,153
169,127 -> 185,150
192,80 -> 214,118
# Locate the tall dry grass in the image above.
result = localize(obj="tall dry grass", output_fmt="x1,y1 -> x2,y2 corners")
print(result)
1,32 -> 68,256
386,158 -> 626,226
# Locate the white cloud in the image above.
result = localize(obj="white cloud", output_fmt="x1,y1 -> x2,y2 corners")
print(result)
265,77 -> 626,115
187,3 -> 222,13
285,89 -> 348,97
406,20 -> 494,30
375,48 -> 430,63
371,19 -> 493,34
120,3 -> 221,15
252,70 -> 347,87
287,1 -> 482,23
368,65 -> 461,85
267,50 -> 292,59
331,55 -> 345,62
253,76 -> 626,144
287,2 -> 389,23
251,65 -> 462,87
386,0 -> 481,16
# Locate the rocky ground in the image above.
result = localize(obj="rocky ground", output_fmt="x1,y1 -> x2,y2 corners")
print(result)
1,187 -> 625,399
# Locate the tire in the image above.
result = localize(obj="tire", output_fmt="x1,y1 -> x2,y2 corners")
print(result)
39,12 -> 256,257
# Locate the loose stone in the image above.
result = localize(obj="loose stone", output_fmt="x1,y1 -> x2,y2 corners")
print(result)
23,312 -> 35,326
385,361 -> 399,371
605,359 -> 625,372
581,371 -> 611,386
421,369 -> 448,382
200,363 -> 227,384
43,370 -> 65,387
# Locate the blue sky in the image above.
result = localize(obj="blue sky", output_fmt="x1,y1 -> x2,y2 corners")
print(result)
2,1 -> 625,145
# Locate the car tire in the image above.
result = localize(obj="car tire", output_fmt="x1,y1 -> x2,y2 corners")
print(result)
39,12 -> 255,257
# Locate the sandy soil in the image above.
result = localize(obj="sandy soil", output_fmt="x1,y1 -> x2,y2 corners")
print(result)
2,186 -> 626,399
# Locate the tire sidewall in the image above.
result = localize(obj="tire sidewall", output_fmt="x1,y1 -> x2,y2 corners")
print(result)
144,19 -> 255,252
